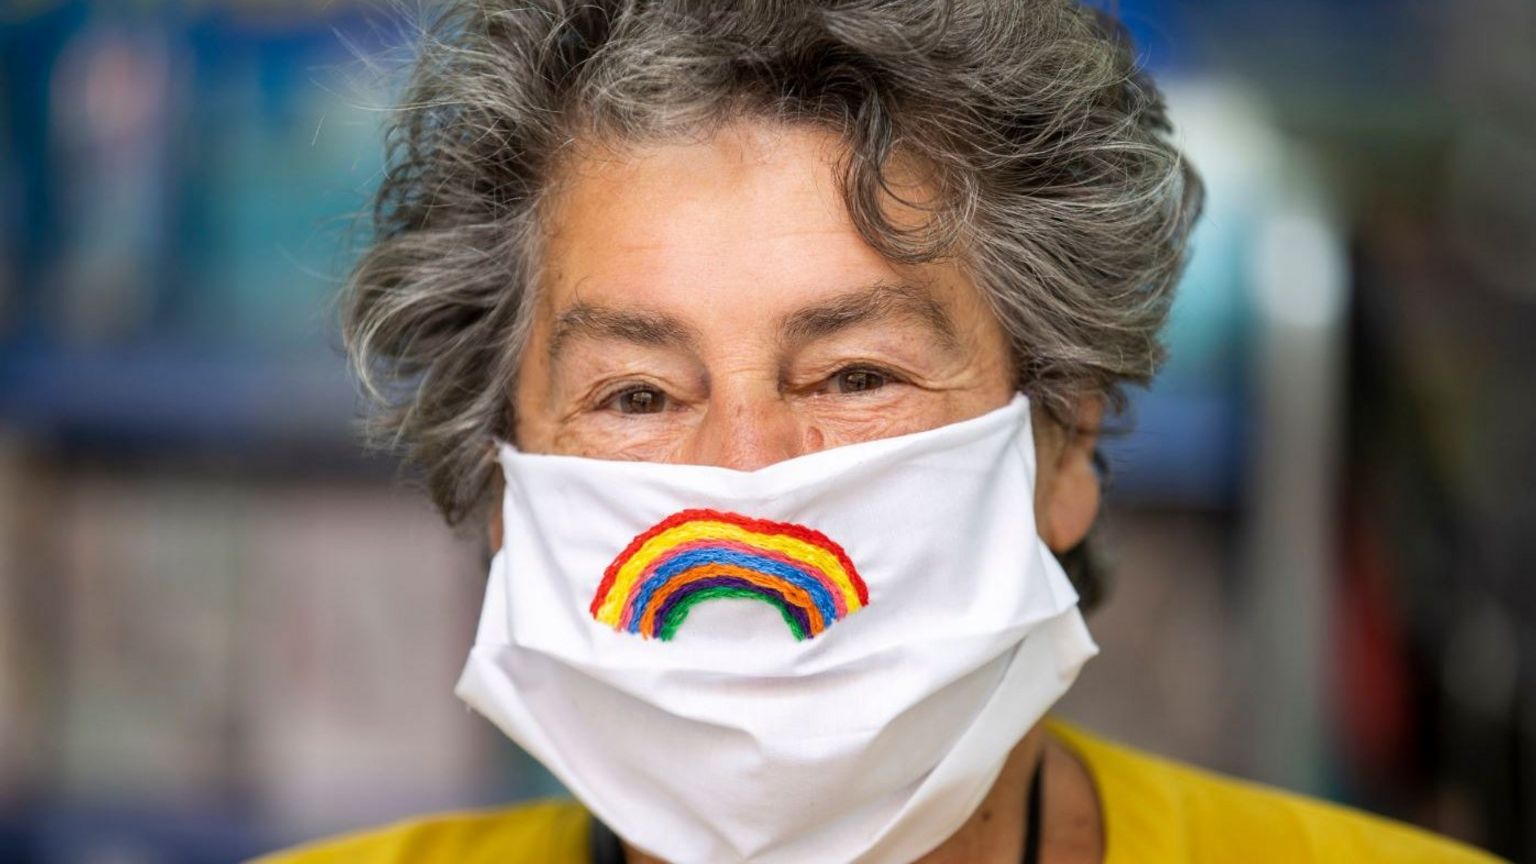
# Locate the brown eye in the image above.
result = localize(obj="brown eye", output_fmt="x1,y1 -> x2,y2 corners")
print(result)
613,387 -> 667,414
834,367 -> 887,394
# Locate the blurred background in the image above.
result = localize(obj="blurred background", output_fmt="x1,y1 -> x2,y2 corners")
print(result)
0,0 -> 1531,861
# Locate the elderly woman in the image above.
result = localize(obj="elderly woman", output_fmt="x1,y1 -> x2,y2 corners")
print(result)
261,1 -> 1499,862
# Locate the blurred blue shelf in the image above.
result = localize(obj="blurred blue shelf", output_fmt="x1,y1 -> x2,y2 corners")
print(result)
2,801 -> 273,864
0,346 -> 358,450
1101,387 -> 1245,509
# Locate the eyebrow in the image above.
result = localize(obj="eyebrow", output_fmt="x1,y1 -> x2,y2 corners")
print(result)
548,303 -> 698,362
780,282 -> 959,350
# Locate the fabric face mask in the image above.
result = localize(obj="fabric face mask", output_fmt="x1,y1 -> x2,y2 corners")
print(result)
455,395 -> 1098,864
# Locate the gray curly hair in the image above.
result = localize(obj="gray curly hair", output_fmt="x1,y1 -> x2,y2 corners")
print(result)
346,0 -> 1203,532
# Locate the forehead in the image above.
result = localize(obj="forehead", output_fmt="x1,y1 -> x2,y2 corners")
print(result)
535,121 -> 966,322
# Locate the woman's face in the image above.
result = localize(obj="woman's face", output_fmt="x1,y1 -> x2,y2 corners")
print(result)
509,120 -> 1099,551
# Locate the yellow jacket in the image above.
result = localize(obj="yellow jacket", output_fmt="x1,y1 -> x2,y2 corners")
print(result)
254,721 -> 1504,863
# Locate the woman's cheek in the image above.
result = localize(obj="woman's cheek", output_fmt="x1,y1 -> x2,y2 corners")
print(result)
794,390 -> 942,447
549,412 -> 697,462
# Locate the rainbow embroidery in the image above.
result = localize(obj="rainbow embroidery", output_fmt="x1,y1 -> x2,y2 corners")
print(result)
590,509 -> 869,641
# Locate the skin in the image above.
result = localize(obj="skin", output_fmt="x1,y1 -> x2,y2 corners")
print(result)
496,120 -> 1106,864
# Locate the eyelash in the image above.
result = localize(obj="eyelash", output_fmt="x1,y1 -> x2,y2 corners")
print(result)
825,363 -> 894,392
801,361 -> 913,399
596,382 -> 669,413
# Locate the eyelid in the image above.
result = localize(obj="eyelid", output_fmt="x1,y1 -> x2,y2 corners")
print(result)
833,361 -> 906,382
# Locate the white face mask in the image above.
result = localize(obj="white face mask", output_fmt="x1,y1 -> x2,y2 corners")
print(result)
455,395 -> 1097,864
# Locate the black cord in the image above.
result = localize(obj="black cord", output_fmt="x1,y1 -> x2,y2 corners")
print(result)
588,811 -> 624,864
1022,754 -> 1045,864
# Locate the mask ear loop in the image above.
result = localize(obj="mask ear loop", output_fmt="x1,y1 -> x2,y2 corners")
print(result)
1055,447 -> 1111,613
482,435 -> 511,565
